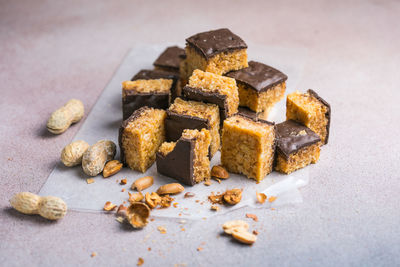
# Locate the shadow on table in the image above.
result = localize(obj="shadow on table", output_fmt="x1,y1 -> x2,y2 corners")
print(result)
3,207 -> 58,225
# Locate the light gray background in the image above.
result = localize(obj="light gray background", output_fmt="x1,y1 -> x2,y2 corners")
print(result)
1,0 -> 399,266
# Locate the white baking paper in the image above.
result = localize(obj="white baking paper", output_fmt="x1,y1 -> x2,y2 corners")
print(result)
39,43 -> 309,219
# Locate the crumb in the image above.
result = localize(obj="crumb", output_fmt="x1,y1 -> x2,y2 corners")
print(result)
271,208 -> 276,210
204,180 -> 212,186
211,205 -> 220,211
90,252 -> 96,258
8,158 -> 13,161
148,247 -> 151,251
178,220 -> 186,224
120,178 -> 127,185
150,218 -> 155,222
197,247 -> 203,252
157,226 -> 167,234
184,192 -> 195,198
246,213 -> 258,222
268,196 -> 277,203
137,257 -> 144,266
116,217 -> 124,223
86,178 -> 95,184
195,200 -> 200,203
253,230 -> 259,235
215,178 -> 221,184
256,192 -> 267,204
121,188 -> 126,192
116,180 -> 119,183
208,193 -> 224,204
173,202 -> 178,208
181,228 -> 185,231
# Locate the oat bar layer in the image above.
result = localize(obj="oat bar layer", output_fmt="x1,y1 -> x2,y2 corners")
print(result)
221,115 -> 275,182
119,107 -> 166,172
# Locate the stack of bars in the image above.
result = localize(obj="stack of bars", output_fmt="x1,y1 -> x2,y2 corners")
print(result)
119,28 -> 331,186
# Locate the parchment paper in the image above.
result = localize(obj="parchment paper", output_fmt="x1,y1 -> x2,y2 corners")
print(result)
39,43 -> 309,219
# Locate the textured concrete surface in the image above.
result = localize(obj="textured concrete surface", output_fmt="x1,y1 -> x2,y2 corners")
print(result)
1,0 -> 399,266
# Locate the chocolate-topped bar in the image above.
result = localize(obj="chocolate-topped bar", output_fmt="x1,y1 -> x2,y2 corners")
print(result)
156,128 -> 211,186
221,114 -> 276,182
275,120 -> 321,174
226,61 -> 287,113
153,46 -> 185,73
185,28 -> 248,78
183,69 -> 239,122
122,69 -> 178,120
286,89 -> 331,144
119,107 -> 166,172
165,98 -> 220,157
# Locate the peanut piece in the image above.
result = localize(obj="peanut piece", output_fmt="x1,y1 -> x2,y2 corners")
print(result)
116,205 -> 127,218
103,201 -> 117,211
128,192 -> 144,203
211,165 -> 230,179
61,140 -> 90,167
126,202 -> 151,228
131,176 -> 154,191
256,192 -> 267,204
222,220 -> 249,234
156,183 -> 184,195
47,99 -> 84,134
145,192 -> 162,209
10,192 -> 67,220
82,140 -> 116,176
232,230 -> 257,245
223,189 -> 242,205
103,160 -> 122,178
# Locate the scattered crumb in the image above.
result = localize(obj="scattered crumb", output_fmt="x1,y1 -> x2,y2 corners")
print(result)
195,200 -> 200,203
197,247 -> 203,252
246,213 -> 258,222
173,202 -> 178,208
253,230 -> 259,235
86,178 -> 95,184
184,192 -> 195,198
123,201 -> 127,204
150,218 -> 155,222
120,178 -> 127,185
268,196 -> 277,203
204,180 -> 212,186
90,252 -> 97,258
116,180 -> 119,183
181,228 -> 185,231
8,158 -> 13,161
148,247 -> 151,251
208,193 -> 224,204
137,257 -> 144,266
202,217 -> 207,220
211,205 -> 220,211
121,188 -> 126,192
157,226 -> 167,234
256,192 -> 267,203
215,178 -> 221,184
271,208 -> 276,210
103,201 -> 117,211
178,220 -> 186,224
116,217 -> 124,223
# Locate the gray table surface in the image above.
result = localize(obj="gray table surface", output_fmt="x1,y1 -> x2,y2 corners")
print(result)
1,0 -> 399,266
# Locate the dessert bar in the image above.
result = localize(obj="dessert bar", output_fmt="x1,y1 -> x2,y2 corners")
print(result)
122,69 -> 178,120
119,107 -> 166,172
286,89 -> 331,144
166,98 -> 220,157
156,128 -> 211,186
226,61 -> 287,113
221,115 -> 275,182
275,120 -> 321,174
185,28 -> 248,77
183,69 -> 239,121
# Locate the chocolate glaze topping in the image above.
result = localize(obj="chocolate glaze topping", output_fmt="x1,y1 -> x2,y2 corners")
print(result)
122,93 -> 169,121
186,28 -> 247,59
131,69 -> 178,81
156,137 -> 196,186
308,89 -> 331,145
237,107 -> 264,121
226,61 -> 288,92
153,46 -> 185,70
276,120 -> 320,159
